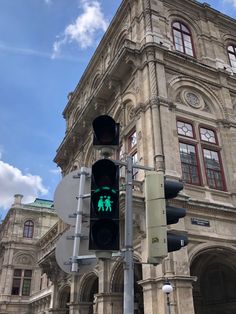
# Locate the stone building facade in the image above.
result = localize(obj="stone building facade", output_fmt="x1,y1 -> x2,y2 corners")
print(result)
0,195 -> 59,314
53,0 -> 236,313
1,0 -> 236,313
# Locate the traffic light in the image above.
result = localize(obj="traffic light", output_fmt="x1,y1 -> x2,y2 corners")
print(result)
145,172 -> 188,264
89,115 -> 120,252
93,115 -> 119,147
165,180 -> 188,252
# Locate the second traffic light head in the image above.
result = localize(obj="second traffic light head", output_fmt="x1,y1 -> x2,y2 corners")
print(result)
93,115 -> 119,146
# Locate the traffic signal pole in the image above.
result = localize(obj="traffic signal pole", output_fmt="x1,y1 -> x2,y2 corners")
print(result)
71,167 -> 90,272
124,155 -> 134,314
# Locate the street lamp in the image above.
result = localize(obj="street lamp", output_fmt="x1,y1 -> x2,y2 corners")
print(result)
162,280 -> 173,314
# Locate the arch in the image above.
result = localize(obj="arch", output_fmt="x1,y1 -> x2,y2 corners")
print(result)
58,285 -> 70,314
190,246 -> 236,314
167,75 -> 225,119
13,252 -> 36,266
167,10 -> 202,37
79,272 -> 98,303
110,257 -> 144,313
189,242 -> 236,266
90,72 -> 102,92
111,29 -> 128,58
167,10 -> 202,57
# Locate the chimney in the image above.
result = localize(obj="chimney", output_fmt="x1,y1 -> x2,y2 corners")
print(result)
13,194 -> 23,206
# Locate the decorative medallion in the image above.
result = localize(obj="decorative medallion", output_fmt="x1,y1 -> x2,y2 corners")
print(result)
185,92 -> 201,108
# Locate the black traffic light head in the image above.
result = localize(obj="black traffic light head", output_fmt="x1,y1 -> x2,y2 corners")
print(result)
164,179 -> 188,253
89,158 -> 119,251
93,115 -> 119,146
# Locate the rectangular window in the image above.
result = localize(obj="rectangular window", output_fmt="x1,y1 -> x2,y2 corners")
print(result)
177,120 -> 226,191
11,269 -> 32,296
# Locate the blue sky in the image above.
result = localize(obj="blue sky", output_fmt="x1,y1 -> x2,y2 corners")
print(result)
0,0 -> 236,219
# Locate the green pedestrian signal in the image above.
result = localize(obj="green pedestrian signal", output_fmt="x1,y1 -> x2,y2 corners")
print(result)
89,159 -> 120,251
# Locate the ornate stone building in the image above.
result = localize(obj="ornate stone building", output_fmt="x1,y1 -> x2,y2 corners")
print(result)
53,0 -> 236,312
0,195 -> 59,314
1,0 -> 236,313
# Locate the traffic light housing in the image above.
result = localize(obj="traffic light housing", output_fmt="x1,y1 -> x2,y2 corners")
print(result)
93,115 -> 119,147
145,172 -> 188,264
165,180 -> 188,252
89,115 -> 120,252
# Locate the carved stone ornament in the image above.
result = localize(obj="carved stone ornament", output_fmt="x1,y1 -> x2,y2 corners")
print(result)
16,254 -> 33,266
185,92 -> 201,108
180,89 -> 205,110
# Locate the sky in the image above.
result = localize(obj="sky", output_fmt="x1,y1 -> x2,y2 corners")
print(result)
0,0 -> 236,220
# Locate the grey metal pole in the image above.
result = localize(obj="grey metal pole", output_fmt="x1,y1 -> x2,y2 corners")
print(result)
71,167 -> 87,272
123,155 -> 134,314
167,294 -> 171,314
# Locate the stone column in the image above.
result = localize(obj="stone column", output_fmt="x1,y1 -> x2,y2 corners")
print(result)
147,47 -> 165,171
96,293 -> 123,314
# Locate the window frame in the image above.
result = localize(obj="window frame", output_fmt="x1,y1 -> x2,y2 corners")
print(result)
177,119 -> 226,191
172,20 -> 195,57
177,119 -> 202,186
23,220 -> 34,238
199,124 -> 226,191
11,269 -> 32,297
227,44 -> 236,71
179,139 -> 202,186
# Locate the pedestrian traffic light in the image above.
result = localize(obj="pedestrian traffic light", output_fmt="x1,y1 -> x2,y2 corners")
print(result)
89,159 -> 120,251
165,180 -> 188,253
145,172 -> 188,264
89,115 -> 120,253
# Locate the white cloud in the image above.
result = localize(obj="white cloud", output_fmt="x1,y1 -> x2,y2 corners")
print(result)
0,160 -> 48,210
223,0 -> 236,8
52,0 -> 108,58
50,168 -> 61,175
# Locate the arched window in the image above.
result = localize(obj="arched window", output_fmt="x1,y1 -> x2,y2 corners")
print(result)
23,220 -> 34,238
227,45 -> 236,70
172,21 -> 194,56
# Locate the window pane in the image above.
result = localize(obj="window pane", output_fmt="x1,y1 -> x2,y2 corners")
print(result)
129,131 -> 137,148
173,22 -> 180,29
181,24 -> 190,33
179,143 -> 200,184
200,128 -> 216,143
11,278 -> 21,295
24,270 -> 32,278
185,48 -> 193,56
228,45 -> 234,52
203,149 -> 220,170
22,279 -> 31,296
183,34 -> 192,44
173,29 -> 182,39
203,149 -> 224,190
177,121 -> 193,137
14,269 -> 22,277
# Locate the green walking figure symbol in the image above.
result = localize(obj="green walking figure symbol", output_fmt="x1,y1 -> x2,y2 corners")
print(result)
104,196 -> 113,212
98,196 -> 104,211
